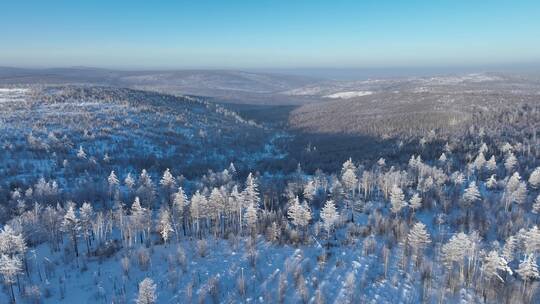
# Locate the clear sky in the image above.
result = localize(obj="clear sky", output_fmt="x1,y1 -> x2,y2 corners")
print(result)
1,0 -> 539,69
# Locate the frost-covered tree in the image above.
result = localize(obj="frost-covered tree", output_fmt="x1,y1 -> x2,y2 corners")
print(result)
157,208 -> 173,244
462,181 -> 481,206
77,145 -> 87,159
190,191 -> 206,237
485,155 -> 497,172
407,222 -> 431,260
473,151 -> 486,171
451,171 -> 465,186
516,255 -> 539,291
0,254 -> 22,303
504,172 -> 528,209
125,173 -> 135,189
486,175 -> 497,189
0,225 -> 26,258
62,204 -> 80,257
243,173 -> 260,210
320,200 -> 338,239
341,162 -> 359,222
523,226 -> 540,255
131,197 -> 149,244
108,170 -> 120,201
172,187 -> 188,239
481,250 -> 512,282
390,184 -> 406,215
159,168 -> 176,189
159,168 -> 177,204
529,167 -> 540,189
513,182 -> 528,205
439,153 -> 447,163
341,158 -> 356,175
209,187 -> 226,222
502,236 -> 517,262
303,180 -> 316,202
137,169 -> 156,207
288,196 -> 311,230
532,194 -> 540,214
79,202 -> 94,254
441,233 -> 472,281
504,152 -> 517,172
244,202 -> 258,231
136,277 -> 157,304
409,193 -> 422,212
108,170 -> 119,188
229,185 -> 244,233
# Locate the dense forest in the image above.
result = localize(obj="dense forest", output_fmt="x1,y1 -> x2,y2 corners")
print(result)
0,76 -> 540,303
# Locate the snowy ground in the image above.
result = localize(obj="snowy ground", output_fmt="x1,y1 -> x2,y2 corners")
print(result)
323,91 -> 373,99
10,231 -> 426,304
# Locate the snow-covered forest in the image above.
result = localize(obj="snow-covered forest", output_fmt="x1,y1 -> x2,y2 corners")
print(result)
1,75 -> 540,304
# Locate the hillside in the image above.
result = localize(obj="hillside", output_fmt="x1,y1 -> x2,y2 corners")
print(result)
0,86 -> 285,202
289,73 -> 540,140
0,67 -> 322,105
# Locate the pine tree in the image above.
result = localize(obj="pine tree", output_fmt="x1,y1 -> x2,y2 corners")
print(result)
341,168 -> 358,195
473,151 -> 486,171
137,169 -> 156,207
172,187 -> 188,238
62,204 -> 80,257
108,170 -> 120,201
287,196 -> 312,235
439,153 -> 447,163
504,152 -> 517,172
486,175 -> 497,189
0,254 -> 22,303
390,184 -> 406,214
125,173 -> 135,189
77,145 -> 87,159
190,191 -> 206,237
532,194 -> 540,214
485,156 -> 497,172
229,185 -> 244,233
505,173 -> 527,208
209,187 -> 226,221
244,202 -> 258,230
79,202 -> 94,254
481,250 -> 512,282
0,225 -> 27,258
287,196 -> 301,227
451,171 -> 465,186
441,233 -> 472,277
225,162 -> 235,175
502,236 -> 517,262
523,226 -> 540,255
516,255 -> 539,289
320,200 -> 338,239
529,167 -> 540,189
108,170 -> 119,187
157,208 -> 173,244
462,181 -> 481,206
303,180 -> 316,202
131,197 -> 148,244
341,158 -> 357,175
409,193 -> 422,212
407,222 -> 431,259
136,277 -> 157,304
159,168 -> 176,189
243,173 -> 260,210
512,182 -> 528,205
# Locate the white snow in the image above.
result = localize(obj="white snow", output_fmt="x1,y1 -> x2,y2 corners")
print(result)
323,91 -> 373,99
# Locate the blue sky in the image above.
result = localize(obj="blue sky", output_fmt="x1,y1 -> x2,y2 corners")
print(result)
1,0 -> 539,69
